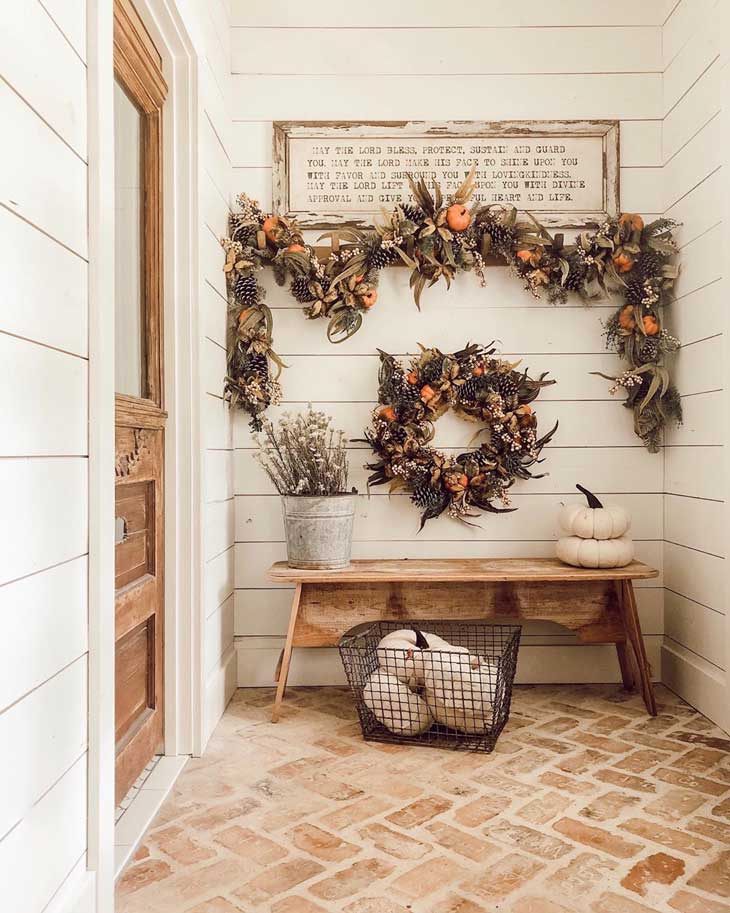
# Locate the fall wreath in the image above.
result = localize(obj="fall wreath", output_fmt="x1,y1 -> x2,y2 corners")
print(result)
222,169 -> 681,450
363,343 -> 558,528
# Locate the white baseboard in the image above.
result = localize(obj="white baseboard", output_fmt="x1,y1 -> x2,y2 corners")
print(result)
234,635 -> 663,687
662,639 -> 728,732
202,644 -> 237,748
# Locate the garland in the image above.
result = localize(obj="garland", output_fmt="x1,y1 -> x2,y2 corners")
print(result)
363,344 -> 557,529
222,169 -> 681,450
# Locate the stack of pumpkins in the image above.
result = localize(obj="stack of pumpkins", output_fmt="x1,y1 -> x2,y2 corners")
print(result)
556,484 -> 634,568
362,628 -> 496,737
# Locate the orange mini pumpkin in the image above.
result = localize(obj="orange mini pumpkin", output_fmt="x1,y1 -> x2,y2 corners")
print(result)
618,304 -> 636,331
379,405 -> 396,422
472,365 -> 485,377
286,243 -> 305,254
445,203 -> 471,232
620,213 -> 645,232
642,314 -> 660,336
444,472 -> 469,493
516,249 -> 534,263
262,216 -> 280,243
613,252 -> 634,274
361,288 -> 378,309
420,384 -> 436,402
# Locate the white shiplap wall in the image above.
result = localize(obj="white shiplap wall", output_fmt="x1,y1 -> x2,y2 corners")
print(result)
661,0 -> 729,729
228,3 -> 671,686
186,0 -> 237,747
0,1 -> 90,911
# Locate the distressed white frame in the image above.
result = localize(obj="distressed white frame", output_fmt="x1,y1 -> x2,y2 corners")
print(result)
86,0 -> 201,909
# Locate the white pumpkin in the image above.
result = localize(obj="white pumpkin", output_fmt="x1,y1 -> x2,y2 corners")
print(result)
559,484 -> 631,540
362,669 -> 433,735
377,628 -> 470,686
556,534 -> 634,568
424,654 -> 497,734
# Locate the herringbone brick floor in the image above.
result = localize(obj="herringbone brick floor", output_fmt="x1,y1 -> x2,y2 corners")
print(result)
116,685 -> 730,913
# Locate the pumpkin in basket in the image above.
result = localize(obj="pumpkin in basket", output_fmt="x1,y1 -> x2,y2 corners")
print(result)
423,651 -> 497,734
362,669 -> 433,735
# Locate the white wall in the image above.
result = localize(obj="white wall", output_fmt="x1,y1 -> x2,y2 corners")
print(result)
0,2 -> 90,911
228,2 -> 672,686
661,0 -> 729,729
186,0 -> 237,746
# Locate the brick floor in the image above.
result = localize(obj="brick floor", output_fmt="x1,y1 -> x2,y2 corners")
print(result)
117,685 -> 730,913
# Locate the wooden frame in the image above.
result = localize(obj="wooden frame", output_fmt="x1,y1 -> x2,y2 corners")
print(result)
273,119 -> 620,230
114,0 -> 167,408
268,558 -> 659,722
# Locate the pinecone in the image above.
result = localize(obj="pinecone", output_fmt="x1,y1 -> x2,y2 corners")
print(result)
290,276 -> 315,303
563,254 -> 587,293
411,481 -> 443,510
494,374 -> 519,400
399,381 -> 420,403
400,203 -> 425,223
624,279 -> 645,307
368,244 -> 396,270
230,221 -> 257,247
637,251 -> 663,281
233,274 -> 259,306
486,222 -> 517,254
243,351 -> 268,379
638,337 -> 660,364
421,360 -> 443,384
460,375 -> 487,402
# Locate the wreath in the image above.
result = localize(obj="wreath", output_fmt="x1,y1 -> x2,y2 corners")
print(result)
363,343 -> 558,529
222,168 -> 681,450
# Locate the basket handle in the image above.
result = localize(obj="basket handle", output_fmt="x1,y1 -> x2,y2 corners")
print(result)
411,626 -> 429,649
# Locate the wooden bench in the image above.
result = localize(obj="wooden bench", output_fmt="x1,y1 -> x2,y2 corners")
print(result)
267,558 -> 659,722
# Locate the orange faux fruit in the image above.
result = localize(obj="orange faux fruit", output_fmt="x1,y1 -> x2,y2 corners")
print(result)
445,203 -> 471,232
613,252 -> 634,273
445,472 -> 469,492
472,365 -> 485,376
620,213 -> 645,232
642,314 -> 660,336
516,249 -> 533,262
406,371 -> 419,385
379,405 -> 396,422
420,384 -> 436,402
262,216 -> 280,242
618,304 -> 636,330
286,243 -> 305,254
361,288 -> 378,309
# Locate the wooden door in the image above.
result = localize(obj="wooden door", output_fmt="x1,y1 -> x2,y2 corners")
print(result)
113,0 -> 168,805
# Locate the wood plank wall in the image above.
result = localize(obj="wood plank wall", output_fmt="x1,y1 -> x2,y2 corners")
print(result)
193,0 -> 237,748
228,2 -> 672,687
0,2 -> 90,910
661,0 -> 728,729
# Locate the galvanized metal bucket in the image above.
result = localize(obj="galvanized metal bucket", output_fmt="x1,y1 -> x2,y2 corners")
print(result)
282,494 -> 355,569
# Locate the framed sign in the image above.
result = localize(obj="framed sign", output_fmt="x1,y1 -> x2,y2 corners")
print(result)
273,120 -> 619,230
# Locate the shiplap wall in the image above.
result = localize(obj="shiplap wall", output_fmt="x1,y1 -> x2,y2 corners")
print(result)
185,0 -> 237,747
0,2 -> 90,911
661,0 -> 728,728
228,2 -> 673,686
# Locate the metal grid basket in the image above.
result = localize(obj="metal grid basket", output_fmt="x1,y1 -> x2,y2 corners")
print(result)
339,620 -> 521,752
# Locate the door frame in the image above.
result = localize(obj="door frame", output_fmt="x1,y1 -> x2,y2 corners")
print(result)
87,0 -> 202,908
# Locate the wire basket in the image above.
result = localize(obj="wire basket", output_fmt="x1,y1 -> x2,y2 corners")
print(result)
339,620 -> 521,752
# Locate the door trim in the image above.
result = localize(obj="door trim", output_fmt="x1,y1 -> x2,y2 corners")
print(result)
87,0 -> 201,908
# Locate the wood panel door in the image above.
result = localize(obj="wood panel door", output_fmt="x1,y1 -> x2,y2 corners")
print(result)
113,0 -> 168,805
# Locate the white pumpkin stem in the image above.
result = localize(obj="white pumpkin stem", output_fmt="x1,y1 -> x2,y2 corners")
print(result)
576,483 -> 604,509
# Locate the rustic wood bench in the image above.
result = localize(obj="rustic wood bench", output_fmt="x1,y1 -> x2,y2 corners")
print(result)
267,558 -> 659,722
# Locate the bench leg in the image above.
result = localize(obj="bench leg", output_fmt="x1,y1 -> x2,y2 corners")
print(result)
272,584 -> 302,723
621,580 -> 657,716
615,641 -> 635,692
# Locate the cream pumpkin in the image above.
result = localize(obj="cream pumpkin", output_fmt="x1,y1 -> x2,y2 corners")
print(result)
362,669 -> 433,735
559,484 -> 631,540
556,535 -> 634,569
